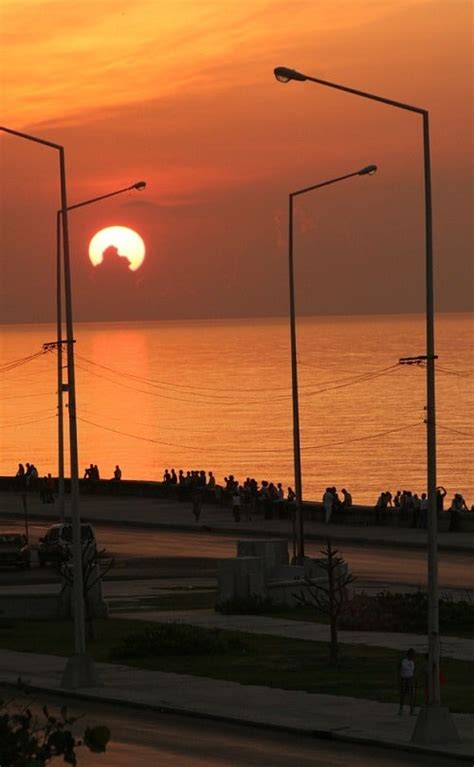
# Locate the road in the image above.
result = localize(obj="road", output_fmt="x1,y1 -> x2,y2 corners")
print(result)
0,516 -> 473,592
0,689 -> 464,767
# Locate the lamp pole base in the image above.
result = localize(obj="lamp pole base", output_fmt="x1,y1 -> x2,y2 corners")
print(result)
61,653 -> 102,689
411,705 -> 460,745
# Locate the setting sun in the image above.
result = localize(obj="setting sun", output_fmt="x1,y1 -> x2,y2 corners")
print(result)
88,226 -> 146,272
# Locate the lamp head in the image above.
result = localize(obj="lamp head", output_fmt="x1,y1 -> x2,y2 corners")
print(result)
274,66 -> 307,83
133,181 -> 147,190
358,165 -> 377,176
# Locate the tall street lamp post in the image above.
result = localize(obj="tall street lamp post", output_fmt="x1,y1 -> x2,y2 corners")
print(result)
273,66 -> 459,744
0,125 -> 94,688
55,182 -> 146,520
288,166 -> 377,564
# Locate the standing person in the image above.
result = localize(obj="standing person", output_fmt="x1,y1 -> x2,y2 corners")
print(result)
113,465 -> 122,481
411,493 -> 421,528
15,463 -> 26,491
419,492 -> 428,529
232,486 -> 241,523
398,648 -> 416,715
436,486 -> 447,513
323,487 -> 334,524
191,489 -> 202,522
374,491 -> 386,525
45,473 -> 55,503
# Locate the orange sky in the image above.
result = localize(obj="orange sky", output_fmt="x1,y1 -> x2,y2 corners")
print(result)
1,0 -> 473,322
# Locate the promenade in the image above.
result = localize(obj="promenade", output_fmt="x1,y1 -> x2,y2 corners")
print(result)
1,490 -> 473,554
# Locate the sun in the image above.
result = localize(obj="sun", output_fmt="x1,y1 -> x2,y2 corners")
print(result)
88,226 -> 145,272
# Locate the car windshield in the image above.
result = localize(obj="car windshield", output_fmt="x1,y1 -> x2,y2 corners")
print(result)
60,525 -> 93,543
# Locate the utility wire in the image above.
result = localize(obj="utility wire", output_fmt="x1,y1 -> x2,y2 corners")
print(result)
438,424 -> 474,439
2,414 -> 56,429
70,353 -> 402,407
0,391 -> 55,401
0,350 -> 47,373
300,422 -> 422,451
76,415 -> 421,456
72,350 -> 401,397
436,365 -> 473,379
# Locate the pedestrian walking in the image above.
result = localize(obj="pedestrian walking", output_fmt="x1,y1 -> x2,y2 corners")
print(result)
191,490 -> 202,522
232,487 -> 241,522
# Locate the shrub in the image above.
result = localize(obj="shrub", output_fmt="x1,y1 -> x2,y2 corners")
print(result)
215,595 -> 275,615
339,591 -> 474,634
109,622 -> 247,660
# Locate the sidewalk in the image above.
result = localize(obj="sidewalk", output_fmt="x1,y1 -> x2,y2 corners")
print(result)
0,647 -> 472,760
1,491 -> 473,553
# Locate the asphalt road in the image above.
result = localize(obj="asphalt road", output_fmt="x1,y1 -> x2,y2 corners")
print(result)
1,516 -> 473,592
1,688 -> 465,767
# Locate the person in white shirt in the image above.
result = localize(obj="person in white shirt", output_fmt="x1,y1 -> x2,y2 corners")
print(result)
399,648 -> 416,715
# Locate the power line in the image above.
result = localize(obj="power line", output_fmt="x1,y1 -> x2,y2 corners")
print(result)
436,366 -> 474,379
301,422 -> 422,452
0,391 -> 55,401
73,350 -> 401,398
0,350 -> 47,373
76,415 -> 421,456
438,424 -> 474,439
2,414 -> 56,429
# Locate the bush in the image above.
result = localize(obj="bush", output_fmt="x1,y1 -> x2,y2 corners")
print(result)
339,591 -> 474,634
0,681 -> 110,767
109,622 -> 247,660
215,595 -> 275,615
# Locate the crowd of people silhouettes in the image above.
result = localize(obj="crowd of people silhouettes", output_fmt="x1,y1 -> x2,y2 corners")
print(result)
12,461 -> 472,532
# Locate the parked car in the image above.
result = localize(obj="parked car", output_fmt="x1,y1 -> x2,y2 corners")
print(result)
38,523 -> 96,567
0,533 -> 31,569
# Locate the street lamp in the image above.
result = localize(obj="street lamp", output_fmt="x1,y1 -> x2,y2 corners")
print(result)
0,125 -> 94,688
288,166 -> 377,565
55,181 -> 147,519
274,66 -> 459,743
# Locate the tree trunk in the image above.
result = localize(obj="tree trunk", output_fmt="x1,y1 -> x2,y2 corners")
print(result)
329,615 -> 338,665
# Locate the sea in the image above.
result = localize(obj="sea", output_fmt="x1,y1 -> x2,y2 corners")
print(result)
1,313 -> 473,506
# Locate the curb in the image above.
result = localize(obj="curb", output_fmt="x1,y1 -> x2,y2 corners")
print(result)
1,678 -> 471,762
1,510 -> 472,555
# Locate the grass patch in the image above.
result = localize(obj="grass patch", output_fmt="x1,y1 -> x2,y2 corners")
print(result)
0,617 -> 472,714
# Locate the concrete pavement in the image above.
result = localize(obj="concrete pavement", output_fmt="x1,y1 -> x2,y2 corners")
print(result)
1,490 -> 473,553
0,647 -> 472,761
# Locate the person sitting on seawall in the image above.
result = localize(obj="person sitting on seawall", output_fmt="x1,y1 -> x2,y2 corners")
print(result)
449,493 -> 468,532
341,488 -> 352,510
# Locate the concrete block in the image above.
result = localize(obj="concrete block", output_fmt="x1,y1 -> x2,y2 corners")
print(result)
216,557 -> 268,605
237,540 -> 289,571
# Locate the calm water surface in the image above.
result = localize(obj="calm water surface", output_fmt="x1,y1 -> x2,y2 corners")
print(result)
1,314 -> 473,505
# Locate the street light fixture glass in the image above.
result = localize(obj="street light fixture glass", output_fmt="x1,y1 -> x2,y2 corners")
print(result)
274,67 -> 307,83
133,181 -> 146,190
358,165 -> 377,176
